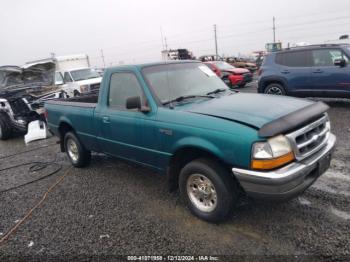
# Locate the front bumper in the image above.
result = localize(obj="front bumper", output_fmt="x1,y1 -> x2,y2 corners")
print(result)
232,134 -> 336,201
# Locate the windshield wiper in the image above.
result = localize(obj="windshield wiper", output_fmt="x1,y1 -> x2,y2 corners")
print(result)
163,95 -> 214,105
206,88 -> 227,95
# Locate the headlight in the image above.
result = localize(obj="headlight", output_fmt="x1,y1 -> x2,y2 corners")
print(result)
80,85 -> 89,92
251,135 -> 295,170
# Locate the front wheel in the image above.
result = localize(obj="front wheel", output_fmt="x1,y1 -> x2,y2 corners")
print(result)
264,83 -> 286,95
179,158 -> 239,222
64,131 -> 91,167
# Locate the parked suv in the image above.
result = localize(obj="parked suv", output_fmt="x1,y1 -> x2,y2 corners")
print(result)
258,44 -> 350,98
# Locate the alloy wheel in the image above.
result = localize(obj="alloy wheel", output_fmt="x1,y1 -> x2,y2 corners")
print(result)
186,173 -> 218,212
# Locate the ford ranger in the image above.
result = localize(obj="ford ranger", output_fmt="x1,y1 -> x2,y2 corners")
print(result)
45,61 -> 336,222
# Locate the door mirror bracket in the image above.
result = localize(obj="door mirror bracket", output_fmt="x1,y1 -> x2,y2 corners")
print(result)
126,96 -> 150,113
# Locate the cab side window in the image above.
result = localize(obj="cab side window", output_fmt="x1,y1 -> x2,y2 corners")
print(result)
108,72 -> 143,109
64,72 -> 73,82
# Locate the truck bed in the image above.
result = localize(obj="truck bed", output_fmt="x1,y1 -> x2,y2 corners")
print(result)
45,94 -> 98,150
47,93 -> 98,107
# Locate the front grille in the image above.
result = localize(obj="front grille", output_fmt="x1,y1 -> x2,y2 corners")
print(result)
90,83 -> 100,91
286,114 -> 330,160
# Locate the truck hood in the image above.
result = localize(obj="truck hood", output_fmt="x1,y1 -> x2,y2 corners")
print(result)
183,93 -> 315,129
0,61 -> 56,89
0,61 -> 60,101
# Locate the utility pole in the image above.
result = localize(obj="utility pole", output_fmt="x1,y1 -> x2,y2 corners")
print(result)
164,37 -> 168,51
160,27 -> 165,50
273,17 -> 276,43
214,24 -> 218,58
100,49 -> 106,68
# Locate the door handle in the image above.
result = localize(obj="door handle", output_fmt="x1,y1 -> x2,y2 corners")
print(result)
102,116 -> 110,124
281,70 -> 290,74
313,69 -> 324,73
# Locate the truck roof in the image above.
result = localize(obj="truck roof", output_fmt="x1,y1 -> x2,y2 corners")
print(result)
106,60 -> 200,72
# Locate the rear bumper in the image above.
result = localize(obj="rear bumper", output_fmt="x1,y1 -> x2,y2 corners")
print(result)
232,134 -> 336,201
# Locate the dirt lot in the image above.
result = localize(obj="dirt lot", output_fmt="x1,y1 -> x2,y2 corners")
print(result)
0,82 -> 349,260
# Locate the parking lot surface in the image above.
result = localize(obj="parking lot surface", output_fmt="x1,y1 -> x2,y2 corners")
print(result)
0,82 -> 349,259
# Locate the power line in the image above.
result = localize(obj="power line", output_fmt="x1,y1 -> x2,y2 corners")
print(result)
278,15 -> 350,29
83,14 -> 350,66
70,14 -> 350,62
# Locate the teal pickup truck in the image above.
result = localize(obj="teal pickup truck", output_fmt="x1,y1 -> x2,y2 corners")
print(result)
45,61 -> 336,222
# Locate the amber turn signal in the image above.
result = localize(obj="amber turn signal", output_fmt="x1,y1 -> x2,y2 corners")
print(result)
251,152 -> 295,170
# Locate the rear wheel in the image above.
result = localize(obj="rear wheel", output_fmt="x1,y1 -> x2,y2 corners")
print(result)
179,158 -> 239,222
264,83 -> 286,95
64,131 -> 91,167
0,113 -> 12,140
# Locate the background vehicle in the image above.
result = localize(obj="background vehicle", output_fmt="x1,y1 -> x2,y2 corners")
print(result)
0,61 -> 65,140
55,54 -> 102,97
29,54 -> 102,97
205,61 -> 252,88
161,49 -> 195,61
258,44 -> 350,98
46,61 -> 335,222
226,57 -> 257,73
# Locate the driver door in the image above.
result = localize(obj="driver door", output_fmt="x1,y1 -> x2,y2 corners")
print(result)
97,71 -> 159,167
310,49 -> 350,96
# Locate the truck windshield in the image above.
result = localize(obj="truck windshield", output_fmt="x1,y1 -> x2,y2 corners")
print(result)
142,62 -> 229,104
70,69 -> 100,81
214,61 -> 235,70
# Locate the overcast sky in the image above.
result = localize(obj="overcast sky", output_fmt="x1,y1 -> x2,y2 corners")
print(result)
1,0 -> 349,67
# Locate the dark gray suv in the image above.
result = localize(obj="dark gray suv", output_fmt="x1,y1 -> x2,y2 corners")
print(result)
258,44 -> 350,98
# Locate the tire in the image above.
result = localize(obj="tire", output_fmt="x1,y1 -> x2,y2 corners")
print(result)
64,131 -> 91,167
0,113 -> 12,140
73,90 -> 81,97
238,83 -> 246,88
179,158 -> 239,222
264,83 -> 286,95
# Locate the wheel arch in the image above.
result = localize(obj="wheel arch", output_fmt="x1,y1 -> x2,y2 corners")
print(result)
167,145 -> 233,192
58,120 -> 75,152
261,77 -> 287,93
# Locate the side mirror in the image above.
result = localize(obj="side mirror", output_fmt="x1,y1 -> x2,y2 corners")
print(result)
334,58 -> 346,67
55,80 -> 64,85
126,96 -> 150,113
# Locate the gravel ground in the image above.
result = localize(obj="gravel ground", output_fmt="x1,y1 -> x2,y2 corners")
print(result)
0,81 -> 349,261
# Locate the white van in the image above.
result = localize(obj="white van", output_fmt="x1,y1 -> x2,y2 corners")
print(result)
55,54 -> 102,97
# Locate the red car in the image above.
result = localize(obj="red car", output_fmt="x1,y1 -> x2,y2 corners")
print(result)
204,61 -> 253,88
